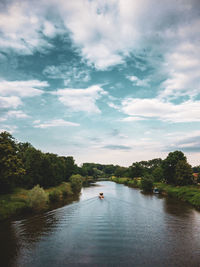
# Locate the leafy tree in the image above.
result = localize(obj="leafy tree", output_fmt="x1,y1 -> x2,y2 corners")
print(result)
63,156 -> 75,180
175,160 -> 194,185
162,151 -> 186,184
152,166 -> 164,182
140,175 -> 153,192
0,132 -> 25,193
114,166 -> 128,177
130,162 -> 144,178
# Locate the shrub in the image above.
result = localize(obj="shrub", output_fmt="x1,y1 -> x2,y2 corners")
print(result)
140,175 -> 153,193
61,182 -> 73,197
69,174 -> 83,193
27,185 -> 48,211
127,179 -> 139,188
49,189 -> 61,202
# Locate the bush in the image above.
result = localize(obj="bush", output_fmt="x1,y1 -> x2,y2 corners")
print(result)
127,179 -> 139,188
69,174 -> 83,193
48,183 -> 73,202
49,189 -> 61,202
27,185 -> 48,211
140,175 -> 153,192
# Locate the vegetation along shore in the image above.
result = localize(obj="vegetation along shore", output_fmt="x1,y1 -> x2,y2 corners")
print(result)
1,131 -> 200,220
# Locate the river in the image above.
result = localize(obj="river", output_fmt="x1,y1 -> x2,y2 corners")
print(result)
1,181 -> 200,266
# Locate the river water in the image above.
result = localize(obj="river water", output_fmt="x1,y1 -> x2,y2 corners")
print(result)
1,181 -> 200,267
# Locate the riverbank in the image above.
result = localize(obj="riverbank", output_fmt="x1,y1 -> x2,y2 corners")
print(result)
110,177 -> 141,188
0,182 -> 79,221
111,177 -> 200,210
155,183 -> 200,209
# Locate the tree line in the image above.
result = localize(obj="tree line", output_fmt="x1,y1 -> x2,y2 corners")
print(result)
0,131 -> 198,194
0,132 -> 78,193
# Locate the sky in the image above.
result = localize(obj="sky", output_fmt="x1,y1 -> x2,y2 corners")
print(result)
0,0 -> 200,166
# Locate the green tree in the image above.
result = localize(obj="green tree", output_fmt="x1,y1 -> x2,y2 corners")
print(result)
63,156 -> 75,180
175,160 -> 193,185
152,166 -> 164,182
0,132 -> 25,193
114,166 -> 128,177
130,162 -> 144,178
162,151 -> 186,184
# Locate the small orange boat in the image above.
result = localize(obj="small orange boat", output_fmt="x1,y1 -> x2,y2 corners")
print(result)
99,192 -> 104,199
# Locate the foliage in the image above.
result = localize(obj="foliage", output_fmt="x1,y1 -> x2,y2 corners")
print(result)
127,179 -> 140,188
0,132 -> 25,193
27,185 -> 48,211
162,151 -> 186,184
155,183 -> 200,209
140,175 -> 154,192
152,167 -> 164,182
114,166 -> 128,177
48,182 -> 73,202
175,160 -> 193,185
111,177 -> 129,184
70,174 -> 83,193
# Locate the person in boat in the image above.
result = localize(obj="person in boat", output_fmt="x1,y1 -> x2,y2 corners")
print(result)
99,192 -> 104,198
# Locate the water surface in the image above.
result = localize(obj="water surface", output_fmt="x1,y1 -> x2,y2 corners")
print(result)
1,181 -> 200,266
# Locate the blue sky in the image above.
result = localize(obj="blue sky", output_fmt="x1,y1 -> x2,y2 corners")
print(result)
0,0 -> 200,166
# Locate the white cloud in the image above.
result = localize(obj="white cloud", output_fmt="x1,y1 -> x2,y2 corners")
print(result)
43,21 -> 57,38
0,2 -> 54,54
6,110 -> 29,118
0,96 -> 22,109
33,119 -> 80,128
127,75 -> 149,87
121,98 -> 200,123
0,80 -> 48,97
51,0 -> 198,70
159,43 -> 200,100
121,116 -> 146,122
43,64 -> 90,84
53,85 -> 107,113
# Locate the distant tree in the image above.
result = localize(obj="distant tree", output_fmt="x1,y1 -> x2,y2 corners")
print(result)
193,165 -> 200,173
162,151 -> 186,184
114,166 -> 128,177
130,162 -> 144,178
0,132 -> 25,193
175,160 -> 194,185
140,175 -> 153,193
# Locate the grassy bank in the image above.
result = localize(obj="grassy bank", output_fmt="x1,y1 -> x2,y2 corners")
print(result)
155,183 -> 200,209
110,177 -> 141,188
111,177 -> 200,210
0,182 -> 77,221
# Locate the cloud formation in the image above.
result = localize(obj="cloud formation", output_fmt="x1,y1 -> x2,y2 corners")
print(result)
53,85 -> 107,113
0,80 -> 48,97
121,98 -> 200,123
33,119 -> 80,128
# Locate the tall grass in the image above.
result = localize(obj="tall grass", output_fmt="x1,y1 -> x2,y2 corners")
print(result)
0,182 -> 75,221
155,183 -> 200,209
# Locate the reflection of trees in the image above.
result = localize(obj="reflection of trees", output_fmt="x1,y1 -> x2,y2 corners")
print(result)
163,197 -> 192,218
0,195 -> 79,267
0,221 -> 20,267
16,195 -> 79,243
